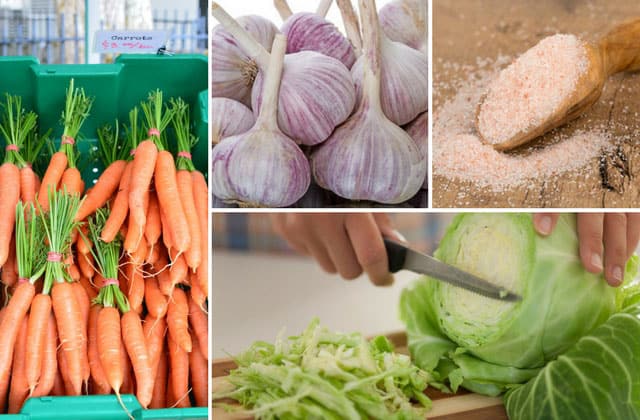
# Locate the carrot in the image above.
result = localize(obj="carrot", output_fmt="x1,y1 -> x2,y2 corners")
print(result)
124,189 -> 149,254
31,313 -> 57,397
78,252 -> 95,280
149,350 -> 167,409
25,293 -> 52,394
167,287 -> 191,353
75,160 -> 127,221
87,305 -> 110,394
77,225 -> 92,255
177,170 -> 200,270
128,140 -> 158,239
168,254 -> 188,294
143,314 -> 166,383
121,310 -> 154,408
146,243 -> 160,265
72,280 -> 91,392
144,276 -> 168,319
120,334 -> 134,395
154,151 -> 190,253
189,273 -> 206,309
188,295 -> 208,360
127,262 -> 144,315
0,281 -> 34,411
8,317 -> 29,413
101,161 -> 133,242
160,208 -> 173,252
51,281 -> 86,395
168,335 -> 190,408
192,170 -> 209,298
189,333 -> 208,407
78,275 -> 97,301
1,236 -> 17,286
97,306 -> 123,394
144,192 -> 161,253
0,163 -> 20,267
68,263 -> 81,282
59,167 -> 84,196
51,366 -> 65,396
20,165 -> 38,207
130,234 -> 149,267
37,151 -> 67,212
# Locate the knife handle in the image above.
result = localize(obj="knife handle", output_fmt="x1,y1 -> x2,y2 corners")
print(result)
383,238 -> 407,273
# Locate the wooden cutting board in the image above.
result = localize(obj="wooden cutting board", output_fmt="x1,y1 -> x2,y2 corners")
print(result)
432,0 -> 640,208
212,332 -> 508,420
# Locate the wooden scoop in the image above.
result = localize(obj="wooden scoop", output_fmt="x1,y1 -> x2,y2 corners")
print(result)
477,18 -> 640,152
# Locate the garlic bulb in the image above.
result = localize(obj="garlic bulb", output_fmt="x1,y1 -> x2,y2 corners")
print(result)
211,15 -> 279,107
350,1 -> 427,126
211,98 -> 255,145
379,0 -> 427,53
281,12 -> 356,68
212,2 -> 356,146
405,111 -> 428,189
210,34 -> 310,208
311,0 -> 425,204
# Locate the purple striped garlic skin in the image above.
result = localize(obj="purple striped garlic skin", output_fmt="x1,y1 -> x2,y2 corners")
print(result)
405,111 -> 428,189
211,98 -> 255,144
210,130 -> 310,208
379,0 -> 427,53
251,51 -> 356,146
281,12 -> 356,69
211,15 -> 279,107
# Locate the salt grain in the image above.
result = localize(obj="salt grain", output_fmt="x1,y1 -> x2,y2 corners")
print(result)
477,34 -> 588,145
433,59 -> 613,192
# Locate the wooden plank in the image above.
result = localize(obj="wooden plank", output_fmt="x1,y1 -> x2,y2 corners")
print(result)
432,0 -> 640,208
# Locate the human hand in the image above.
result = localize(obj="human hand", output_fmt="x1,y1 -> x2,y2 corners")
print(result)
269,213 -> 405,286
533,213 -> 640,286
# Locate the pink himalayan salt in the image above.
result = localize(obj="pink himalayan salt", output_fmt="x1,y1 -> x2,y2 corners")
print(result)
477,34 -> 589,145
433,58 -> 612,192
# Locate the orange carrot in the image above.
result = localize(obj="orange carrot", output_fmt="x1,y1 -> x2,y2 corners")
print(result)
59,167 -> 84,196
144,276 -> 168,319
146,243 -> 160,265
189,273 -> 206,309
31,313 -> 57,397
124,189 -> 149,254
72,281 -> 91,389
192,170 -> 209,298
75,160 -> 127,221
120,334 -> 134,395
1,236 -> 17,286
144,192 -> 161,254
37,151 -> 67,211
25,293 -> 52,393
97,306 -> 123,394
130,235 -> 149,267
167,288 -> 191,353
87,306 -> 110,395
78,275 -> 98,301
101,161 -> 133,242
168,254 -> 188,294
154,151 -> 190,254
0,282 -> 34,412
78,252 -> 95,280
0,163 -> 20,267
177,170 -> 200,270
8,317 -> 29,413
68,263 -> 81,282
189,333 -> 208,407
77,225 -> 92,255
51,281 -> 86,395
127,262 -> 144,315
20,165 -> 38,207
160,208 -> 173,252
149,350 -> 167,409
122,310 -> 154,408
51,366 -> 65,396
188,295 -> 208,360
143,314 -> 166,383
128,140 -> 158,239
168,335 -> 190,408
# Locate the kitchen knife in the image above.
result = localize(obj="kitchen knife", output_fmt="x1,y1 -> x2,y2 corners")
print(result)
384,238 -> 521,302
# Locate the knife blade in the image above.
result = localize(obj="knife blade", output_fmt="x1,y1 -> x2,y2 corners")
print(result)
384,239 -> 521,302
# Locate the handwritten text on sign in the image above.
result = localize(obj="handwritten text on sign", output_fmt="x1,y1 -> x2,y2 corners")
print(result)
94,30 -> 169,53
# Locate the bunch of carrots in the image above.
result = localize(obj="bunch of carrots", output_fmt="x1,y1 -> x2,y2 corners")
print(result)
0,81 -> 209,414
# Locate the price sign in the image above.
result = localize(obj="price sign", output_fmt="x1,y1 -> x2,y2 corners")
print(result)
94,30 -> 169,53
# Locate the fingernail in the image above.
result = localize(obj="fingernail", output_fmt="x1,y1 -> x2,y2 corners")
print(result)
538,216 -> 552,235
611,265 -> 623,286
591,253 -> 603,271
393,230 -> 408,243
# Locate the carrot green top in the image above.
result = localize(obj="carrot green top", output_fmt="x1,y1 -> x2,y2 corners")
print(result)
60,79 -> 94,168
171,98 -> 198,172
0,94 -> 37,167
141,89 -> 174,152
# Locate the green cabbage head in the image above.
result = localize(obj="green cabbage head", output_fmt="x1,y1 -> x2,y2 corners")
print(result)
400,213 -> 638,397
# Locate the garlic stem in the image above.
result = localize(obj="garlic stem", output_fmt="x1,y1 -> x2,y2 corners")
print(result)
316,0 -> 333,18
359,0 -> 382,110
274,0 -> 293,21
211,2 -> 271,68
336,0 -> 362,55
255,35 -> 287,131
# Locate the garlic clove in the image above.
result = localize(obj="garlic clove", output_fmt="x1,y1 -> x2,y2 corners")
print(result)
252,51 -> 356,146
379,0 -> 427,53
350,20 -> 428,126
405,111 -> 428,189
211,97 -> 255,145
311,0 -> 426,204
211,15 -> 279,107
211,33 -> 311,208
281,12 -> 356,69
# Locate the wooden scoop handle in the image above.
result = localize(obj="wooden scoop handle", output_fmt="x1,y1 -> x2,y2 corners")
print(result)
599,18 -> 640,76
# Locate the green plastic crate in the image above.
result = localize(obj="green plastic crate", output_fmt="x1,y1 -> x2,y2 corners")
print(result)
3,395 -> 207,419
0,54 -> 208,184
